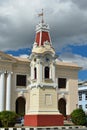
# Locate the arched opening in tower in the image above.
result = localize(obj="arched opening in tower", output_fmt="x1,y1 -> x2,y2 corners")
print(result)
44,66 -> 50,79
16,96 -> 26,115
58,98 -> 66,117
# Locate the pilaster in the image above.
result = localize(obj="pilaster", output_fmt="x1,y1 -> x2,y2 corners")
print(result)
0,72 -> 5,111
52,63 -> 56,82
30,63 -> 34,80
36,60 -> 42,84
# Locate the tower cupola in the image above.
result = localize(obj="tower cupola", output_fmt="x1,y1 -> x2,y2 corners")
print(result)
35,22 -> 51,46
32,11 -> 55,54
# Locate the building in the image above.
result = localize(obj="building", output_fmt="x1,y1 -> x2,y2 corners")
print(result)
78,81 -> 87,114
0,16 -> 81,125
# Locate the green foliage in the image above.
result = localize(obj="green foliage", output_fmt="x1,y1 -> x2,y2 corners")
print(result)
71,108 -> 86,125
0,111 -> 18,127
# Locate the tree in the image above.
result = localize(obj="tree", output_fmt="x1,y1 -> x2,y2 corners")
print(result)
71,108 -> 86,125
0,111 -> 18,127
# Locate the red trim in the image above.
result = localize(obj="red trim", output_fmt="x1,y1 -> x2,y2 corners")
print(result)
24,114 -> 64,126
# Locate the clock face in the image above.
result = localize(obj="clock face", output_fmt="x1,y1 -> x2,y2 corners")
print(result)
46,57 -> 50,62
45,54 -> 51,62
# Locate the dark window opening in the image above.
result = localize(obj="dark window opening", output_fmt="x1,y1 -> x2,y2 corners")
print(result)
58,78 -> 66,88
16,75 -> 26,86
85,93 -> 87,100
79,105 -> 82,109
58,98 -> 66,116
79,92 -> 82,101
34,67 -> 37,79
45,66 -> 49,79
16,97 -> 26,115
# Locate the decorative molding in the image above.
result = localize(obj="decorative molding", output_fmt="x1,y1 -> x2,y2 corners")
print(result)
30,82 -> 57,89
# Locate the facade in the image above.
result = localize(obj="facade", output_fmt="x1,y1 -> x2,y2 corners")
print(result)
0,18 -> 81,125
78,81 -> 87,114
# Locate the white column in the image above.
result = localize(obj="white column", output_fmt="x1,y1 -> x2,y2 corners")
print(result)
0,73 -> 5,111
37,63 -> 39,83
39,63 -> 42,82
6,72 -> 12,110
50,65 -> 52,79
36,61 -> 42,84
30,63 -> 34,80
52,64 -> 55,82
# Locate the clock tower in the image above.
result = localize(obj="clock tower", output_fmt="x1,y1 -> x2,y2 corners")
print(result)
24,12 -> 63,126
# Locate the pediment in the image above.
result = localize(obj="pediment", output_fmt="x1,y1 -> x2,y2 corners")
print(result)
0,51 -> 17,62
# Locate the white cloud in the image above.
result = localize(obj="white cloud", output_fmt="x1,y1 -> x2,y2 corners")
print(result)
59,52 -> 87,70
0,0 -> 87,51
19,54 -> 28,58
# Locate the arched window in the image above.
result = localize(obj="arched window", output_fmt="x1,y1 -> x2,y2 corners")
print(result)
34,67 -> 37,79
45,66 -> 49,79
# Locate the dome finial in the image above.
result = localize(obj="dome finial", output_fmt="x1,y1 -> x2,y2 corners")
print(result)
38,9 -> 44,23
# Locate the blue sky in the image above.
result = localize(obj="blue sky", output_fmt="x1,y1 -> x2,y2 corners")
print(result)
69,45 -> 87,57
69,45 -> 87,80
1,0 -> 87,81
5,48 -> 31,56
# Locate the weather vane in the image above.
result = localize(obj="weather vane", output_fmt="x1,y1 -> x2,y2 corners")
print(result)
38,9 -> 44,23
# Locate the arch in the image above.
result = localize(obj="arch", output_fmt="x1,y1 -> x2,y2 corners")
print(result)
16,97 -> 26,115
44,66 -> 49,79
58,98 -> 66,116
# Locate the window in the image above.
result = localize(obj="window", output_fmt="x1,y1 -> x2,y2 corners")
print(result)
85,104 -> 87,109
79,92 -> 82,101
85,93 -> 87,100
79,105 -> 82,109
58,78 -> 66,88
44,66 -> 49,79
16,75 -> 26,86
34,67 -> 37,79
